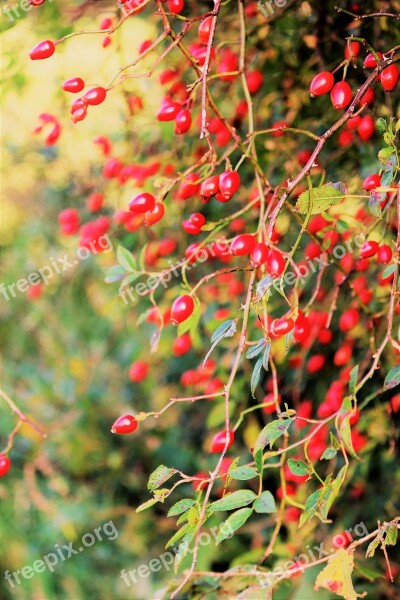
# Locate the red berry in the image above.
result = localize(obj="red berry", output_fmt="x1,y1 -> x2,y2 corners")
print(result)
86,192 -> 104,212
363,173 -> 381,191
360,88 -> 374,106
168,0 -> 184,14
344,41 -> 360,59
339,308 -> 360,331
29,40 -> 55,60
309,71 -> 334,97
71,106 -> 87,123
111,414 -> 138,434
330,81 -> 352,110
363,52 -> 383,68
178,173 -> 199,200
171,294 -> 195,325
210,430 -> 235,453
294,315 -> 311,344
189,213 -> 206,228
307,354 -> 326,374
58,208 -> 80,235
157,98 -> 181,121
145,202 -> 165,226
62,77 -> 85,93
266,249 -> 285,277
183,220 -> 201,235
219,171 -> 241,201
174,109 -> 192,134
377,244 -> 392,264
0,455 -> 11,477
230,234 -> 256,256
381,64 -> 399,92
198,16 -> 212,45
246,70 -> 264,94
270,317 -> 295,337
360,240 -> 379,258
199,175 -> 220,199
173,333 -> 192,356
357,115 -> 375,141
83,86 -> 107,106
250,242 -> 269,267
129,192 -> 156,213
129,360 -> 149,382
100,17 -> 113,30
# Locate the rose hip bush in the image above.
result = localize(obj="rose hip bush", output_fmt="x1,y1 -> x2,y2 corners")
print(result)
1,0 -> 400,598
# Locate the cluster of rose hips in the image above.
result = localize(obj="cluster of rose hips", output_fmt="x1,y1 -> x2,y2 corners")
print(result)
310,47 -> 399,109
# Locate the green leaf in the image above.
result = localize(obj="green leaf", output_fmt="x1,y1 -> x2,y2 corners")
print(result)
377,147 -> 395,166
383,132 -> 394,145
385,523 -> 398,546
349,365 -> 359,396
209,490 -> 257,512
254,449 -> 264,475
203,319 -> 237,367
287,458 -> 309,476
165,522 -> 193,549
253,491 -> 276,514
251,358 -> 264,399
148,465 -> 176,491
299,489 -> 321,527
365,535 -> 381,558
336,219 -> 349,233
229,466 -> 258,481
211,319 -> 237,343
117,245 -> 137,272
395,118 -> 400,134
246,339 -> 267,360
168,499 -> 195,517
319,465 -> 347,519
339,397 -> 358,458
105,264 -> 126,283
382,264 -> 396,280
384,365 -> 400,390
262,341 -> 271,370
174,528 -> 196,572
214,508 -> 253,544
293,184 -> 344,215
321,447 -> 337,460
368,191 -> 382,218
254,418 -> 294,454
376,117 -> 387,134
136,497 -> 159,513
255,275 -> 274,301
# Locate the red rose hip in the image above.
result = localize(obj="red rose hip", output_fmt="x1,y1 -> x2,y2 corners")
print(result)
171,294 -> 195,325
210,430 -> 235,453
129,192 -> 156,213
29,40 -> 55,60
111,414 -> 138,434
